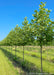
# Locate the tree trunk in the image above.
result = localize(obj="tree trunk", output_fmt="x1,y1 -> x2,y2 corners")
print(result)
23,46 -> 24,62
6,46 -> 7,50
10,46 -> 11,52
40,45 -> 42,73
11,46 -> 12,53
15,46 -> 16,58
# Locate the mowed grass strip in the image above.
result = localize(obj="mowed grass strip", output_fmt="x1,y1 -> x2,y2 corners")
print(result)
0,49 -> 18,75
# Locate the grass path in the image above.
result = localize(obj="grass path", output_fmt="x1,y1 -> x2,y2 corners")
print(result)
0,49 -> 18,75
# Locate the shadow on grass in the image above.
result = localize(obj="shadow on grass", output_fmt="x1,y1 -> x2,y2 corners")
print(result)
0,47 -> 41,75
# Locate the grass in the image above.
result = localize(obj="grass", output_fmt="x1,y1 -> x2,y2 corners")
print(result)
13,47 -> 54,63
1,46 -> 54,74
0,49 -> 18,75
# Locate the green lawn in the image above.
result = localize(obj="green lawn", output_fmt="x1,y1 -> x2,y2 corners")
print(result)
0,49 -> 18,75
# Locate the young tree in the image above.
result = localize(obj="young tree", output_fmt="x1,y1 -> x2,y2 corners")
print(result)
22,17 -> 35,45
30,2 -> 54,72
22,17 -> 35,61
14,25 -> 22,46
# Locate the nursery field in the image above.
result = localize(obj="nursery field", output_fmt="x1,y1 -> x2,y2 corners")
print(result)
0,46 -> 54,75
0,1 -> 54,75
0,49 -> 18,75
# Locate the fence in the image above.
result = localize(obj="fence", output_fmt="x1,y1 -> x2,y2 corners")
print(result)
0,46 -> 54,75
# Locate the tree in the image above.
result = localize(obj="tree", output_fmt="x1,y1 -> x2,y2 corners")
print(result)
14,25 -> 23,46
30,2 -> 54,72
22,17 -> 35,61
22,17 -> 35,45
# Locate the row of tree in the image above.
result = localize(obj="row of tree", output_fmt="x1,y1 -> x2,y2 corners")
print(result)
0,23 -> 37,46
0,2 -> 54,73
0,2 -> 54,46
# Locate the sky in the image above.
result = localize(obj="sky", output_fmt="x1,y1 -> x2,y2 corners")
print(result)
0,0 -> 54,41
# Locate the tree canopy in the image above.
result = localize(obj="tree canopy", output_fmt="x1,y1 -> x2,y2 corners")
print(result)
0,2 -> 54,46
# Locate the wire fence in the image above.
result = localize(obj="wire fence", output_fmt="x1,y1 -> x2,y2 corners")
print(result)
0,46 -> 54,75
